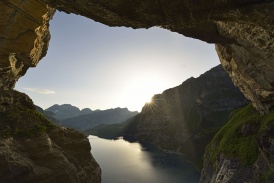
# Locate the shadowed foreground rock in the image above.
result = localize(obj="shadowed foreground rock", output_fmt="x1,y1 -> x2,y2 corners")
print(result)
0,89 -> 101,183
0,0 -> 274,182
200,104 -> 274,183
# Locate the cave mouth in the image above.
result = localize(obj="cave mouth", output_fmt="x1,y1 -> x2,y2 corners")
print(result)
15,11 -> 220,112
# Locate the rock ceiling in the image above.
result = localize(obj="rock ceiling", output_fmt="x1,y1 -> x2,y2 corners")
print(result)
0,0 -> 273,113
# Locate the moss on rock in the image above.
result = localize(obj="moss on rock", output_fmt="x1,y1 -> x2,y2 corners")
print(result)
206,104 -> 274,168
0,89 -> 56,139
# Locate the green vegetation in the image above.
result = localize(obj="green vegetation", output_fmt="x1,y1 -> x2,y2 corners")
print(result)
0,104 -> 56,139
205,104 -> 274,168
262,168 -> 274,183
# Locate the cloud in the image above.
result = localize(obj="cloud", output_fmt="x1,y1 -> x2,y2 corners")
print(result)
23,88 -> 55,94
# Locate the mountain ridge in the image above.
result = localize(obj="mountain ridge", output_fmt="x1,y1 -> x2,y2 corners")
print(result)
88,64 -> 249,170
45,104 -> 93,120
38,104 -> 138,133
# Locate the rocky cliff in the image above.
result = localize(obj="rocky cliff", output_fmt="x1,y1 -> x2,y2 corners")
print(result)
0,2 -> 102,182
94,65 -> 248,169
200,104 -> 274,183
0,0 -> 55,89
0,89 -> 101,183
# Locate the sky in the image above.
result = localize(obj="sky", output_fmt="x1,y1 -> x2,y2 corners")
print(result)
15,11 -> 220,112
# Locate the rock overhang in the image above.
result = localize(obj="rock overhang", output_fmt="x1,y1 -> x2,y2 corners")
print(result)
0,0 -> 273,113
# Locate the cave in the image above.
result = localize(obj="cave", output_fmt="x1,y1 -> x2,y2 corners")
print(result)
15,11 -> 220,112
0,0 -> 273,182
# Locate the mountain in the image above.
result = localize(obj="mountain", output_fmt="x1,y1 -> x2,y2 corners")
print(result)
61,108 -> 138,132
89,65 -> 249,169
45,104 -> 93,120
35,105 -> 62,125
86,116 -> 137,139
41,104 -> 138,133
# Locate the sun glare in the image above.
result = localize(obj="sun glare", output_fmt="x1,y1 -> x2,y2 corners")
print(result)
146,97 -> 152,104
118,77 -> 167,112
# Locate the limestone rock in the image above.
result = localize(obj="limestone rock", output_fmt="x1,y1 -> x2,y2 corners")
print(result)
0,89 -> 101,183
0,0 -> 55,89
215,14 -> 274,114
200,156 -> 256,183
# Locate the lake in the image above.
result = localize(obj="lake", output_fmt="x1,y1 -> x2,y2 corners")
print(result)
88,136 -> 200,183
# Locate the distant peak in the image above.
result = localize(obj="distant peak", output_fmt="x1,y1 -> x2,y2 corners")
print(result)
60,104 -> 74,107
81,108 -> 92,111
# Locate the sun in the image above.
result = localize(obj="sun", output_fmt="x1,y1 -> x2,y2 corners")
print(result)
146,97 -> 152,104
119,78 -> 166,112
128,92 -> 154,111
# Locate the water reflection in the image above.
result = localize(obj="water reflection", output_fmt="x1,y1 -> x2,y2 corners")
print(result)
89,136 -> 200,183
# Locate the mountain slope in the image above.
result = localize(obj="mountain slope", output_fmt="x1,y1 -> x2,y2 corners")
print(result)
61,108 -> 138,131
45,104 -> 93,120
90,65 -> 249,169
129,65 -> 248,169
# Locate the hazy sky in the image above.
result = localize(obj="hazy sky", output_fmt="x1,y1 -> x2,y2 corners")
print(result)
15,11 -> 220,112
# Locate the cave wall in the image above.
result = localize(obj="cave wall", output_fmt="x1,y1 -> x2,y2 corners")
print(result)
0,0 -> 273,182
42,0 -> 274,113
0,2 -> 103,182
0,0 -> 54,89
0,0 -> 273,114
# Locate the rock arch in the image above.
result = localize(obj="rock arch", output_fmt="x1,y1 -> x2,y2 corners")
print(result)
1,0 -> 273,113
0,1 -> 274,182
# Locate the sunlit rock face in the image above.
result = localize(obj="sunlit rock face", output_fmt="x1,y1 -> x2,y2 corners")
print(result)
0,0 -> 54,89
